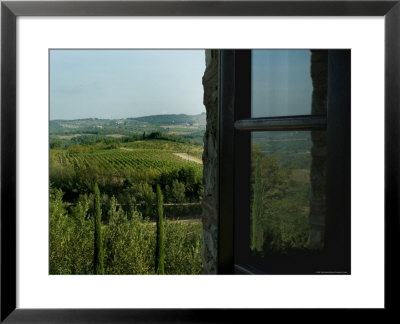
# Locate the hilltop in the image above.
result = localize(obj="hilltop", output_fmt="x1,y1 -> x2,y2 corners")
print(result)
50,113 -> 206,138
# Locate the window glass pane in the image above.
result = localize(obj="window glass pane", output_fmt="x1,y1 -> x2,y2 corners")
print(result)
251,50 -> 324,117
250,130 -> 326,272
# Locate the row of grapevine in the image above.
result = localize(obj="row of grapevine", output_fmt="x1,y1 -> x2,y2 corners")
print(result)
51,148 -> 202,178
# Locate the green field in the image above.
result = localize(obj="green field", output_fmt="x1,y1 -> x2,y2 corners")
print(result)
51,146 -> 202,178
121,139 -> 203,160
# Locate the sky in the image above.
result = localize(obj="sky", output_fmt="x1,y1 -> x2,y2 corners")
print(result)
50,50 -> 206,120
252,50 -> 313,117
50,49 -> 313,120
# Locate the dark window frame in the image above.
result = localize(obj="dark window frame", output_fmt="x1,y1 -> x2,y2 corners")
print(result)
219,49 -> 351,274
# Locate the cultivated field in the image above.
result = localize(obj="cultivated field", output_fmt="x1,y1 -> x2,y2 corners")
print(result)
52,147 -> 202,178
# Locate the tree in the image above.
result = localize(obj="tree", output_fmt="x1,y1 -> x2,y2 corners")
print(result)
49,188 -> 94,274
129,182 -> 155,217
250,147 -> 294,253
107,196 -> 122,223
251,156 -> 265,252
167,180 -> 186,203
50,139 -> 62,149
70,193 -> 91,223
93,184 -> 104,274
155,185 -> 165,274
178,167 -> 197,201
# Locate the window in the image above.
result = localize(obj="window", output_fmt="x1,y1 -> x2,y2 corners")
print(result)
219,50 -> 351,274
48,49 -> 206,275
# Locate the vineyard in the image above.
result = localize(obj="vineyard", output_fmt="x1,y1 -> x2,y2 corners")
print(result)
120,139 -> 203,160
50,137 -> 205,217
51,144 -> 202,179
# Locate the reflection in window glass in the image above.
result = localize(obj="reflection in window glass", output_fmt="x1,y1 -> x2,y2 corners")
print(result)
251,50 -> 313,117
250,130 -> 326,258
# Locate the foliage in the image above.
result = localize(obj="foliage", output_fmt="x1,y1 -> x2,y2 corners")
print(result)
155,185 -> 165,274
50,147 -> 202,194
49,188 -> 94,274
93,184 -> 104,274
251,155 -> 264,252
49,131 -> 204,275
159,166 -> 202,203
50,142 -> 203,218
126,182 -> 156,217
166,180 -> 186,203
250,146 -> 311,256
49,113 -> 206,148
103,197 -> 155,274
49,187 -> 202,274
164,220 -> 202,274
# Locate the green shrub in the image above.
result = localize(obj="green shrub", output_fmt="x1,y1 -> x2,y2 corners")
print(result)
49,188 -> 202,275
49,189 -> 94,274
93,184 -> 104,274
103,198 -> 156,274
164,220 -> 202,274
155,185 -> 165,274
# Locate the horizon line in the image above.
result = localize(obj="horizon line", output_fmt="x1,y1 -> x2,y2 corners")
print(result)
50,111 -> 206,121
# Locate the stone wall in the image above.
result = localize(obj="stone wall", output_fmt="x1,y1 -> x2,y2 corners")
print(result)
201,50 -> 219,274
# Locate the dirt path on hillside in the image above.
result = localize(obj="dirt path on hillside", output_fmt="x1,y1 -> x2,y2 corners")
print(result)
173,153 -> 203,164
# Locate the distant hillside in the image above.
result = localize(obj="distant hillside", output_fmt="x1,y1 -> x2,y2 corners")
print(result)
128,113 -> 206,127
50,113 -> 206,137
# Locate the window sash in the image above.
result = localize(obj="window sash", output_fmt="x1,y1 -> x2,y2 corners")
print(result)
234,115 -> 327,131
219,49 -> 351,274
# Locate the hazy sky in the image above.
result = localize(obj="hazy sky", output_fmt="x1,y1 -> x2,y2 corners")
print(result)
252,50 -> 313,117
50,50 -> 206,120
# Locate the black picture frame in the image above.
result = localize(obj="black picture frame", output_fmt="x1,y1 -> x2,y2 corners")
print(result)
1,0 -> 398,321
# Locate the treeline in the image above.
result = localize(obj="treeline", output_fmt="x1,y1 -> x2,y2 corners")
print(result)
50,113 -> 206,134
127,113 -> 206,126
252,131 -> 313,169
50,163 -> 203,220
50,184 -> 202,275
50,131 -> 202,150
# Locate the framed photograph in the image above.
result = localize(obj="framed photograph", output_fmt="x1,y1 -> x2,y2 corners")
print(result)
1,0 -> 398,321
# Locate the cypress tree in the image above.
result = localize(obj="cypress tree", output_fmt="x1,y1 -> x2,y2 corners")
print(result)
155,185 -> 165,274
93,184 -> 104,274
251,156 -> 264,252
